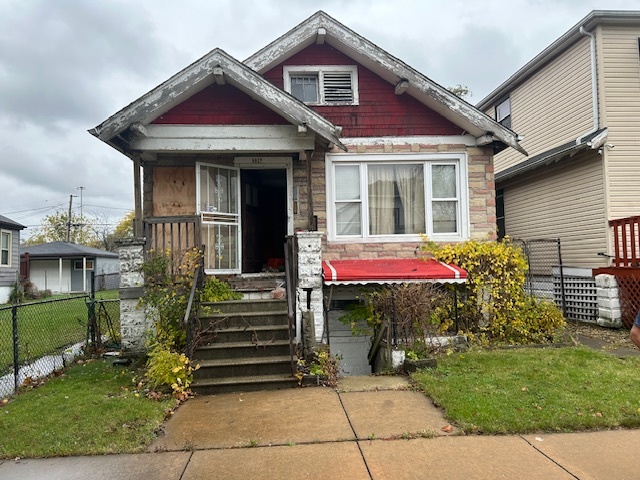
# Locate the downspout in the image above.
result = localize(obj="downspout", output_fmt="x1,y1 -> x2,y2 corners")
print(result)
576,26 -> 599,144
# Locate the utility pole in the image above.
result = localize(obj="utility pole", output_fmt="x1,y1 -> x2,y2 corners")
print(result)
66,194 -> 73,242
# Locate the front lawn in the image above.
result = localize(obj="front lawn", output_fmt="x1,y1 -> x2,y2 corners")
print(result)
413,346 -> 640,434
0,359 -> 176,458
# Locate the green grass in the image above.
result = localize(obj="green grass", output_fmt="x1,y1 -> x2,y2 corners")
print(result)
0,291 -> 120,374
0,359 -> 176,458
413,346 -> 640,434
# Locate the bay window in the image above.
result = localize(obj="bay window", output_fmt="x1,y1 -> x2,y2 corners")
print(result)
327,153 -> 468,241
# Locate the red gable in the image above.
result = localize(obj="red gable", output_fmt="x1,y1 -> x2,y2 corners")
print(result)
263,44 -> 462,138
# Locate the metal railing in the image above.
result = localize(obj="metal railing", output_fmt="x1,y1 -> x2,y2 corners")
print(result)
284,236 -> 298,375
184,252 -> 205,358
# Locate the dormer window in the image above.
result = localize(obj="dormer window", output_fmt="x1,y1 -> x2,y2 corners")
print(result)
284,66 -> 358,105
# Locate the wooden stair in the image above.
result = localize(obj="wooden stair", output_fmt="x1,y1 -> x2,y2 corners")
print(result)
190,299 -> 297,394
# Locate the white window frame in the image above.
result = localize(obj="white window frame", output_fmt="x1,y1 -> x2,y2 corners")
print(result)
283,65 -> 359,105
0,230 -> 11,267
496,97 -> 511,128
325,153 -> 469,243
74,260 -> 94,270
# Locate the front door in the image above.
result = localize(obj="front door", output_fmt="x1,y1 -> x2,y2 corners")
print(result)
241,169 -> 287,273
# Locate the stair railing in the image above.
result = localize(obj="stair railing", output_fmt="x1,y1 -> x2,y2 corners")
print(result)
284,236 -> 298,376
184,249 -> 205,358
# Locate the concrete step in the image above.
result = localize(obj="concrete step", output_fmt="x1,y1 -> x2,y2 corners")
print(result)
191,374 -> 298,395
201,310 -> 289,330
194,356 -> 293,378
208,324 -> 290,343
226,276 -> 285,293
202,299 -> 287,314
194,340 -> 291,360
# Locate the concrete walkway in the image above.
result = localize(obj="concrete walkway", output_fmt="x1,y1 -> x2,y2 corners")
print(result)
1,375 -> 639,479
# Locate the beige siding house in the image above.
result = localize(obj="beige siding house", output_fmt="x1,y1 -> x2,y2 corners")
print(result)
478,10 -> 640,271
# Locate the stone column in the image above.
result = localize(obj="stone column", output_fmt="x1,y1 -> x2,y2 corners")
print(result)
296,231 -> 325,344
117,238 -> 148,355
596,274 -> 622,328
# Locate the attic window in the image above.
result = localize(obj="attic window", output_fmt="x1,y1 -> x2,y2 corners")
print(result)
284,66 -> 358,105
496,97 -> 511,129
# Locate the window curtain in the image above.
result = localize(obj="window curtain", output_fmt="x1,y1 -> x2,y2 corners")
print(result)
395,165 -> 425,234
368,165 -> 396,235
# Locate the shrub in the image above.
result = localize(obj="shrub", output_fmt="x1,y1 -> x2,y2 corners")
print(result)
146,344 -> 199,396
200,277 -> 242,302
421,237 -> 565,345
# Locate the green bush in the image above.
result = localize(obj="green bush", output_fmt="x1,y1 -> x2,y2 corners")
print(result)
146,344 -> 198,396
200,277 -> 242,302
422,237 -> 565,345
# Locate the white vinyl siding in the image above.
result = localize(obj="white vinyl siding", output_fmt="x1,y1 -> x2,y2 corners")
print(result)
501,150 -> 608,268
599,25 -> 640,220
493,36 -> 593,174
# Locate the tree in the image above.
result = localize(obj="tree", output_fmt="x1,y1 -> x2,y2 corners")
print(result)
25,210 -> 98,246
98,211 -> 135,251
448,84 -> 472,100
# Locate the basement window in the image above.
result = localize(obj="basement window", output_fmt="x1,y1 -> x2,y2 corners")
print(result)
284,66 -> 359,105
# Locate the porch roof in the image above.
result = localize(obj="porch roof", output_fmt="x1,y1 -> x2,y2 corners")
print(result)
89,49 -> 346,155
322,258 -> 467,286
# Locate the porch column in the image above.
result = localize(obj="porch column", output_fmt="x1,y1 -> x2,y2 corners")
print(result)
595,274 -> 622,328
296,231 -> 324,343
117,237 -> 148,355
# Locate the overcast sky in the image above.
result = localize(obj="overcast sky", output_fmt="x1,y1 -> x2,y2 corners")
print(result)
1,0 -> 638,240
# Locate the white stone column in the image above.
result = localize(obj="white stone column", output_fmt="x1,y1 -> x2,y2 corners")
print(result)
596,274 -> 622,328
296,231 -> 325,344
117,238 -> 149,354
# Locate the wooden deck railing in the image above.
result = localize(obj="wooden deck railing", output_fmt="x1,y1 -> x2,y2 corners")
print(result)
143,215 -> 202,274
609,216 -> 640,267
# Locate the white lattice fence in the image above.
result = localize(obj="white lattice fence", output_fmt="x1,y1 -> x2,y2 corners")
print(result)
553,267 -> 597,323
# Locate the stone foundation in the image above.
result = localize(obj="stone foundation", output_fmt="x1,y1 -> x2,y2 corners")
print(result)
595,274 -> 622,328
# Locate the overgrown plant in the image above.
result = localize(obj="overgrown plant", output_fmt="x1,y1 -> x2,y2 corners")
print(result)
339,284 -> 453,357
141,248 -> 202,396
309,348 -> 342,388
421,237 -> 565,344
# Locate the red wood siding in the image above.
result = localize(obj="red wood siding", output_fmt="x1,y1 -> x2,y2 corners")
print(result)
152,84 -> 290,125
263,44 -> 462,137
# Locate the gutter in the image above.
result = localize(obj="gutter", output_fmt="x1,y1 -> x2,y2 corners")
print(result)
576,26 -> 599,145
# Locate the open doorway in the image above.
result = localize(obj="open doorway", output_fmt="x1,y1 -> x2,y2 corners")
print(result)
241,169 -> 287,273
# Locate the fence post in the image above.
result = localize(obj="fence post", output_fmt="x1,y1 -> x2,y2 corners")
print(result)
557,239 -> 567,317
12,305 -> 19,392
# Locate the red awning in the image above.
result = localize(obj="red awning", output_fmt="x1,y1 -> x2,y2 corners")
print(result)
322,258 -> 467,285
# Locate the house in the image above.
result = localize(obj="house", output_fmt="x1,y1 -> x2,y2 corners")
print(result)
477,10 -> 640,270
0,215 -> 26,303
91,11 -> 525,386
20,242 -> 119,294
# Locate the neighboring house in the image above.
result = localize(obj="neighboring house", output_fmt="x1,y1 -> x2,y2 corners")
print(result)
477,10 -> 640,271
0,215 -> 25,303
91,12 -> 525,380
20,242 -> 119,294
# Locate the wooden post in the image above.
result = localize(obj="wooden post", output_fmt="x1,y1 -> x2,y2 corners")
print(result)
133,155 -> 143,237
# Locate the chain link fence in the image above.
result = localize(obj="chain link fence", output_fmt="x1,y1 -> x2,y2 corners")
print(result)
0,293 -> 120,397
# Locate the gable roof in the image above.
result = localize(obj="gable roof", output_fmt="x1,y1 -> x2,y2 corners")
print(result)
245,11 -> 526,155
90,48 -> 346,153
478,10 -> 640,110
20,242 -> 118,259
0,214 -> 25,231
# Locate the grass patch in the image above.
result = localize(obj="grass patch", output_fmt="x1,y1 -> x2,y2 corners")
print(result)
0,291 -> 120,374
0,358 -> 176,458
413,346 -> 640,434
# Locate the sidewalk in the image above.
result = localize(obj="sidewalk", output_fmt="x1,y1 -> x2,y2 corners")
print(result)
1,375 -> 638,479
